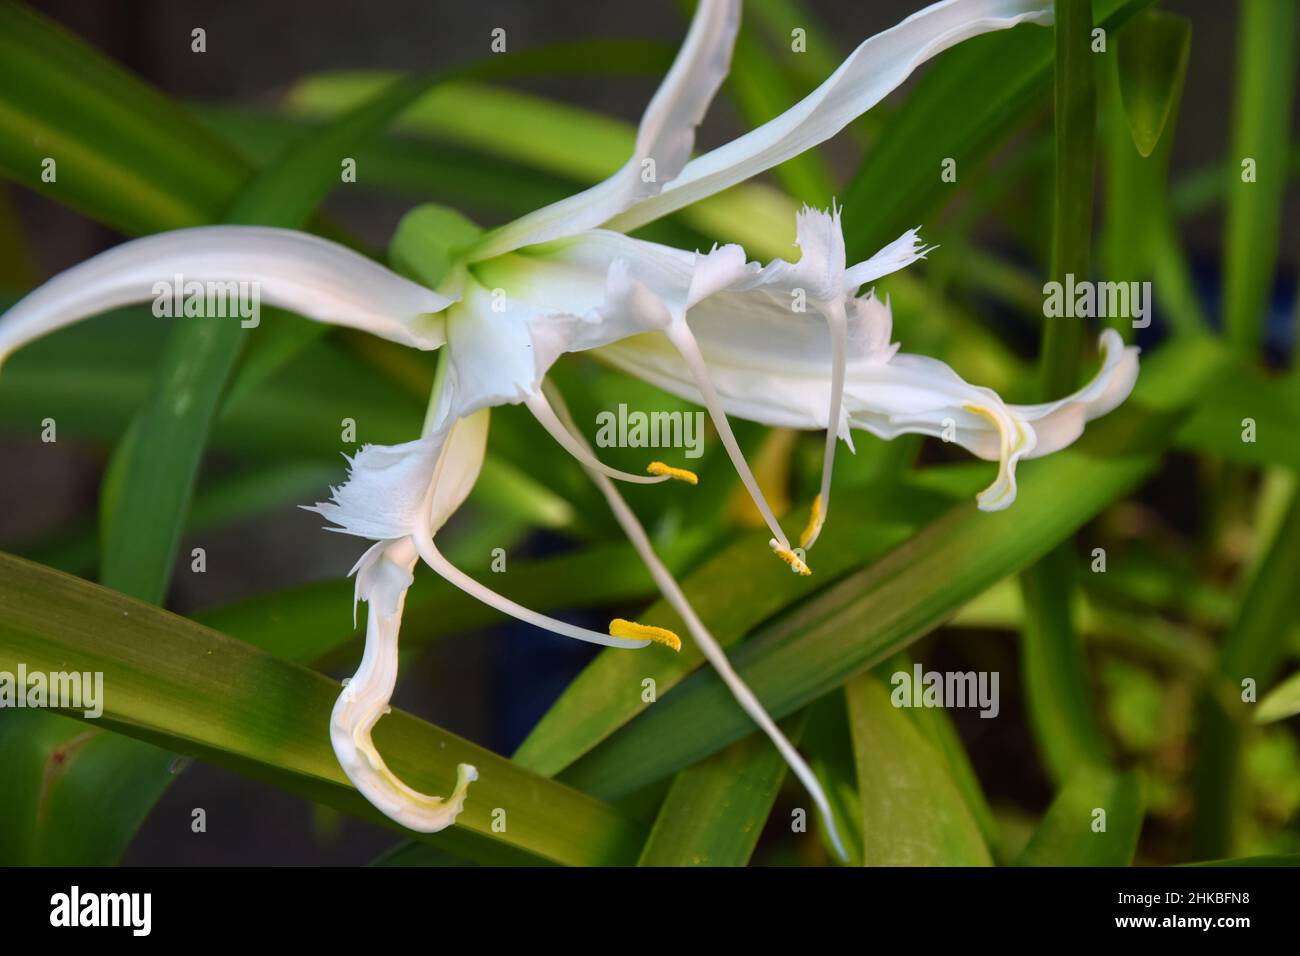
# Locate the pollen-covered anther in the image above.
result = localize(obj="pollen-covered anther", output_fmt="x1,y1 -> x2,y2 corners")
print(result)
799,494 -> 823,549
769,539 -> 812,576
609,617 -> 682,651
647,461 -> 699,485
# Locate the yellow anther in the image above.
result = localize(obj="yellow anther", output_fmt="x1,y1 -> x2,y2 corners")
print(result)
769,540 -> 812,576
799,494 -> 823,549
609,618 -> 682,651
647,461 -> 698,485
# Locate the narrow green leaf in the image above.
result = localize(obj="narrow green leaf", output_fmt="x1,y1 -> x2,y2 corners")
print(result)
1019,547 -> 1109,784
0,710 -> 175,865
0,308 -> 426,454
842,0 -> 1152,260
802,692 -> 865,866
846,669 -> 991,866
0,551 -> 645,866
1116,9 -> 1191,157
1256,670 -> 1300,725
1015,0 -> 1109,804
25,459 -> 339,576
0,185 -> 37,287
1040,0 -> 1096,395
1194,491 -> 1300,858
1222,0 -> 1298,356
637,714 -> 805,867
901,682 -> 1001,857
198,106 -> 584,220
1174,365 -> 1300,471
748,0 -> 846,95
1100,13 -> 1198,335
1016,769 -> 1144,865
0,1 -> 248,233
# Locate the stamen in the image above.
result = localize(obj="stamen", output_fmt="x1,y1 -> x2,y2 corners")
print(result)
413,527 -> 651,650
647,461 -> 698,484
541,385 -> 847,861
663,320 -> 797,557
805,300 -> 848,551
526,389 -> 674,485
609,617 -> 682,651
799,494 -> 823,550
770,539 -> 812,576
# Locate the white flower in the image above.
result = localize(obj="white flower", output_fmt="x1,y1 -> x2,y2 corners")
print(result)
0,0 -> 1067,855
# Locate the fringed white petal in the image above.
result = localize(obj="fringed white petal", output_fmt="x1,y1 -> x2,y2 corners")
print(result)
736,205 -> 849,304
307,411 -> 489,541
308,438 -> 443,541
609,0 -> 1053,232
0,226 -> 453,366
844,227 -> 933,290
469,0 -> 741,259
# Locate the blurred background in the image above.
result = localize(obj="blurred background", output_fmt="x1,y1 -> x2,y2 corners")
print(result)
1,0 -> 1297,864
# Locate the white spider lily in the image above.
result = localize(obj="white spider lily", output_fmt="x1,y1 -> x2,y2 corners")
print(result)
0,0 -> 1075,856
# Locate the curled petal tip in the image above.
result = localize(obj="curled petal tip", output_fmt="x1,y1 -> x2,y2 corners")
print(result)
331,544 -> 477,833
331,699 -> 478,833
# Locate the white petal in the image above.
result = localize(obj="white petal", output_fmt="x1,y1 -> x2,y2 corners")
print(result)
844,227 -> 932,290
307,411 -> 487,541
608,0 -> 1053,232
0,226 -> 453,366
331,538 -> 477,832
468,0 -> 741,258
438,232 -> 698,416
734,205 -> 848,303
309,438 -> 443,541
426,409 -> 491,531
597,301 -> 1138,511
685,243 -> 754,308
1010,329 -> 1141,458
